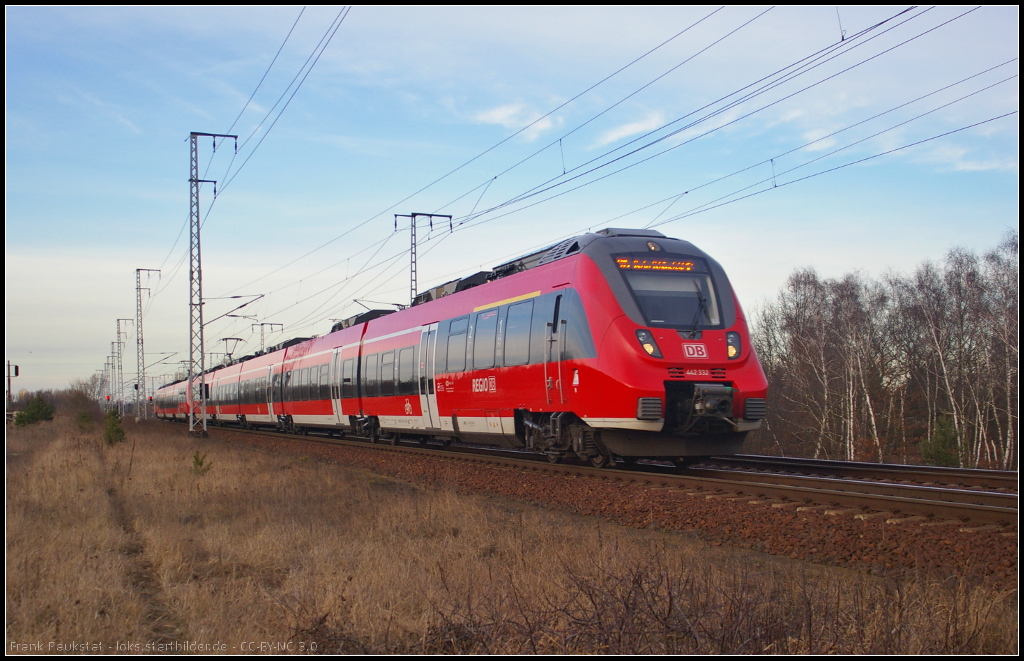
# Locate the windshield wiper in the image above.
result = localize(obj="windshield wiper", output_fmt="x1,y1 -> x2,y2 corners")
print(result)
687,280 -> 710,335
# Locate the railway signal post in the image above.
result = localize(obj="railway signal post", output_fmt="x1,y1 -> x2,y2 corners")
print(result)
6,361 -> 18,409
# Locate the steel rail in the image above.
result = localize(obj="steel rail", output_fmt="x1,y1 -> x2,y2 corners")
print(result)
708,454 -> 1018,490
202,424 -> 1017,526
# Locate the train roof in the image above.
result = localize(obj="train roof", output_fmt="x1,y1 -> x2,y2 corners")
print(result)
155,227 -> 708,391
408,227 -> 674,308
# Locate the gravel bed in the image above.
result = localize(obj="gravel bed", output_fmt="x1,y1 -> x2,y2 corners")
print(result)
210,428 -> 1017,587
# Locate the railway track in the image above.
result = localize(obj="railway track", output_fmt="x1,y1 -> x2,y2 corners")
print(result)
700,455 -> 1018,492
200,423 -> 1018,528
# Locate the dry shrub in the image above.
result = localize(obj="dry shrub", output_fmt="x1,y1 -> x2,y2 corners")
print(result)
423,541 -> 1017,654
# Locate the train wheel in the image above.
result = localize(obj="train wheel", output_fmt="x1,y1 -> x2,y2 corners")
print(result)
390,434 -> 400,446
589,453 -> 611,469
546,452 -> 562,464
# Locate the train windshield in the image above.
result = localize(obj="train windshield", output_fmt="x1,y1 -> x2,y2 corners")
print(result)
614,254 -> 721,328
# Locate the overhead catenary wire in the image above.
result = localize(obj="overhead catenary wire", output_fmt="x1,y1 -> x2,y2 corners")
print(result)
442,6 -> 978,233
217,9 -> 727,297
216,4 -> 903,312
276,6 -> 937,323
218,6 -> 351,196
146,8 -> 349,310
315,68 -> 1017,327
170,7 -> 1006,360
451,5 -> 940,227
214,6 -> 950,341
647,110 -> 1018,229
638,67 -> 1019,228
431,4 -> 751,213
225,7 -> 306,136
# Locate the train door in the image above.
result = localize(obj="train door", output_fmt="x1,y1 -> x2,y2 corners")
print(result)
330,348 -> 345,425
264,366 -> 273,419
419,323 -> 440,429
544,292 -> 569,405
270,368 -> 281,419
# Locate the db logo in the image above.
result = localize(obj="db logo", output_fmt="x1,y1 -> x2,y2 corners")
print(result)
683,343 -> 709,359
472,376 -> 497,393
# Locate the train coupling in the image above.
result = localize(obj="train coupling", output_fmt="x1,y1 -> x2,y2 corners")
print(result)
693,383 -> 733,416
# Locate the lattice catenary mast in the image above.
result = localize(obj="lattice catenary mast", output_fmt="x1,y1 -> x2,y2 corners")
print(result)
136,269 -> 160,420
187,131 -> 236,436
395,213 -> 452,306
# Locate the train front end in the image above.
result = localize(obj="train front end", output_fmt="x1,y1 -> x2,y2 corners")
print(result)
573,229 -> 768,458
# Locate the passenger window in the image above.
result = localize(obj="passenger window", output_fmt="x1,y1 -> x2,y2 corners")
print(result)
380,351 -> 395,396
504,301 -> 534,366
342,359 -> 356,399
398,347 -> 416,395
473,310 -> 498,369
446,316 -> 469,372
363,354 -> 379,397
319,364 -> 330,399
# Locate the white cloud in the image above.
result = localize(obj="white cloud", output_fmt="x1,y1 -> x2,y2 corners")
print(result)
799,128 -> 838,152
593,112 -> 665,147
474,103 -> 529,129
917,144 -> 1018,172
472,103 -> 558,141
57,86 -> 143,134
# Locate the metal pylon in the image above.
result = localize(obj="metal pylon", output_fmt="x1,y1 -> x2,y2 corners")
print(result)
187,131 -> 236,435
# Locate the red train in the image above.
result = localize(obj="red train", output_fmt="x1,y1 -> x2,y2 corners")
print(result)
154,228 -> 767,465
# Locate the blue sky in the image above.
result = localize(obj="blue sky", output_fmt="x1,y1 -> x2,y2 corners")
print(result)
5,6 -> 1019,393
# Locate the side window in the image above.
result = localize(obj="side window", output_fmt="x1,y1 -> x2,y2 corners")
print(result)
380,351 -> 395,396
473,310 -> 498,370
398,346 -> 416,395
363,353 -> 379,398
319,364 -> 330,399
300,368 -> 309,401
342,359 -> 355,399
446,316 -> 469,372
504,301 -> 534,366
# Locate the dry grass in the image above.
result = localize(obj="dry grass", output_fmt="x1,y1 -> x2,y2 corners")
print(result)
6,417 -> 1018,654
6,418 -> 147,651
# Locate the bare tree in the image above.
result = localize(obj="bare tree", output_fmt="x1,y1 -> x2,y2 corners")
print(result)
748,233 -> 1018,468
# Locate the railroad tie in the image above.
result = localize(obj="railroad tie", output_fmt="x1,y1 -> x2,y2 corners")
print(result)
885,515 -> 928,524
959,524 -> 1003,533
824,508 -> 860,516
854,511 -> 892,521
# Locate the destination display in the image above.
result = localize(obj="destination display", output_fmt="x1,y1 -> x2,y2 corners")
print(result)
614,256 -> 696,272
